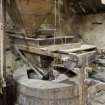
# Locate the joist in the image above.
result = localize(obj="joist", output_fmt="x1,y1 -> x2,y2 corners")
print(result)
9,34 -> 75,47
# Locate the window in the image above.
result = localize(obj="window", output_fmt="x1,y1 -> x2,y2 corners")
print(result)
102,0 -> 105,4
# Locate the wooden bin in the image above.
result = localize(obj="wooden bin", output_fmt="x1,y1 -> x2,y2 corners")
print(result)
16,79 -> 79,105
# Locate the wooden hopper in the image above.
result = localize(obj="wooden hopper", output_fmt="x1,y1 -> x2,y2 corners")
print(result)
7,0 -> 54,36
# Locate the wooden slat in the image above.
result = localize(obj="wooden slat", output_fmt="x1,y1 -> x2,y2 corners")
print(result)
41,43 -> 96,52
15,43 -> 96,58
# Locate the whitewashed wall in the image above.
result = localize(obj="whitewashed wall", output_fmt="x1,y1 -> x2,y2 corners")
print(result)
79,13 -> 105,49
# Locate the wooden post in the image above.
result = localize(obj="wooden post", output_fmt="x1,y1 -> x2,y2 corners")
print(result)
0,0 -> 6,93
79,67 -> 88,105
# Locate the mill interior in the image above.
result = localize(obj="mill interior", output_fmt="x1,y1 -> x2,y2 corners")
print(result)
1,0 -> 105,105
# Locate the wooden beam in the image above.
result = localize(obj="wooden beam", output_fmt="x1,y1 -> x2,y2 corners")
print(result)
0,0 -> 6,93
15,44 -> 55,57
